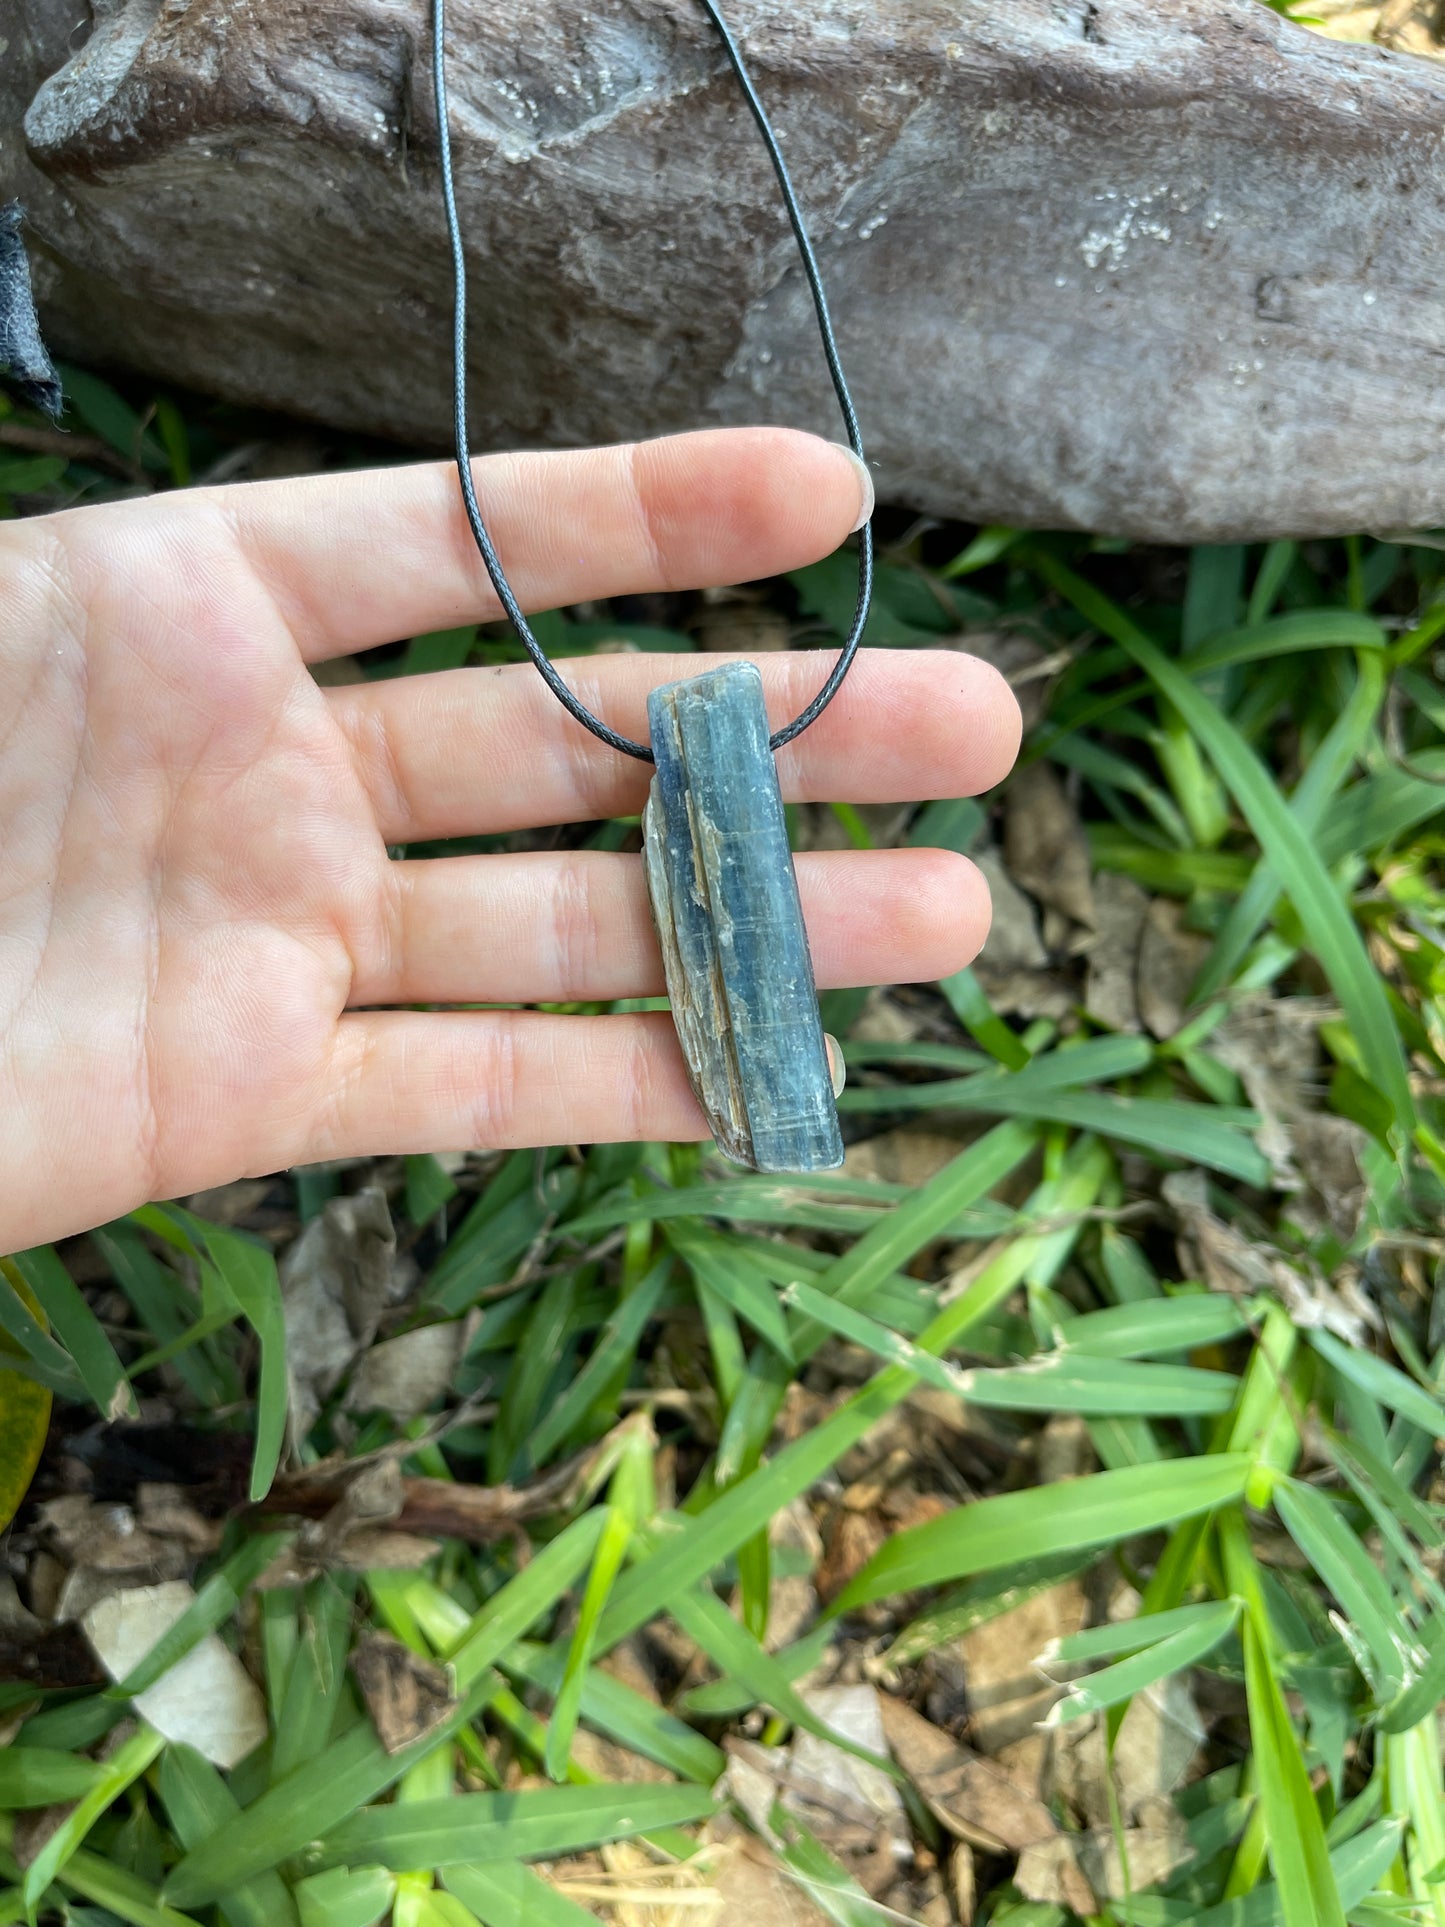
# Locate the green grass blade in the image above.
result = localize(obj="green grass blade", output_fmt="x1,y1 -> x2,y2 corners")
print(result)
165,1680 -> 499,1908
525,1259 -> 667,1464
1309,1330 -> 1445,1439
956,1354 -> 1238,1416
157,1746 -> 300,1927
295,1866 -> 397,1927
828,1455 -> 1252,1614
270,1576 -> 357,1784
443,1862 -> 601,1927
1183,610 -> 1386,675
1052,1599 -> 1240,1721
10,1244 -> 134,1418
1026,550 -> 1414,1140
1219,1511 -> 1348,1927
195,1225 -> 287,1498
506,1642 -> 725,1783
668,1586 -> 897,1780
23,1721 -> 165,1907
543,1506 -> 632,1780
1274,1477 -> 1411,1698
1062,1294 -> 1254,1358
446,1512 -> 607,1691
311,1784 -> 716,1872
1193,649 -> 1386,1000
0,1749 -> 106,1807
0,1259 -> 86,1399
668,1223 -> 794,1361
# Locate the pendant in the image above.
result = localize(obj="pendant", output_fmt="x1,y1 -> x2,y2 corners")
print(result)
643,662 -> 845,1174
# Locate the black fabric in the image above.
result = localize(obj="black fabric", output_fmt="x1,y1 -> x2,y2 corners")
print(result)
0,201 -> 62,417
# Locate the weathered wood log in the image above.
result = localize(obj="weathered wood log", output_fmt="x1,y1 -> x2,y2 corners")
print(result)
5,0 -> 1445,540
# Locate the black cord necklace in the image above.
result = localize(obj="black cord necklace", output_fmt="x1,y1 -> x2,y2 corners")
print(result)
431,0 -> 871,1174
430,0 -> 874,761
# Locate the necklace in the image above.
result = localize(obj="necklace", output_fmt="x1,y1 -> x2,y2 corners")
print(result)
431,0 -> 874,1173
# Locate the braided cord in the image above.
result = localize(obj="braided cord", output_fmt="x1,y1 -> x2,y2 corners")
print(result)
432,0 -> 874,761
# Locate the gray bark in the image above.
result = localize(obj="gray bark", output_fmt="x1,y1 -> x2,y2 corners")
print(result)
3,0 -> 1445,540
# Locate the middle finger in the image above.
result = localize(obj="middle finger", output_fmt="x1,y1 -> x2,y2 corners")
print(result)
330,648 -> 1021,841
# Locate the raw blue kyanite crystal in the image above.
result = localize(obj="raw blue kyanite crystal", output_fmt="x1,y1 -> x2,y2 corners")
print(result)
643,661 -> 844,1174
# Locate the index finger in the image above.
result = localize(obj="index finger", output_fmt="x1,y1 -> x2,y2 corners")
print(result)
218,427 -> 870,662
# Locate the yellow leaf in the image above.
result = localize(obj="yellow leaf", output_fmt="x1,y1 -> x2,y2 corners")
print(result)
0,1257 -> 52,1532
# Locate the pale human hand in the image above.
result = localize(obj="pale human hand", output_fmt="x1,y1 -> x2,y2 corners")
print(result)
0,428 -> 1020,1254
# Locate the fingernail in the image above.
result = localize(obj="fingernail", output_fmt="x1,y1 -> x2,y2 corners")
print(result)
824,1033 -> 847,1099
833,445 -> 874,533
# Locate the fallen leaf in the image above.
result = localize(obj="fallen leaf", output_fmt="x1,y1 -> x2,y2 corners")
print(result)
848,991 -> 925,1046
879,1694 -> 1062,1855
1015,1833 -> 1099,1916
707,1821 -> 832,1926
725,1688 -> 910,1873
844,1130 -> 973,1187
787,1683 -> 909,1852
350,1630 -> 458,1755
1163,1169 -> 1376,1345
958,1578 -> 1089,1754
1003,764 -> 1096,937
280,1188 -> 397,1443
695,600 -> 793,654
973,849 -> 1049,975
1083,872 -> 1151,1034
1076,1798 -> 1193,1898
1137,898 -> 1211,1041
344,1322 -> 464,1421
83,1579 -> 267,1767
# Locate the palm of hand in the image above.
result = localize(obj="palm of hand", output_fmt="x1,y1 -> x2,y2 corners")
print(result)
0,431 -> 1018,1252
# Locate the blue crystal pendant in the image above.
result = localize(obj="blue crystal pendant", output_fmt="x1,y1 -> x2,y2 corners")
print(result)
643,662 -> 845,1174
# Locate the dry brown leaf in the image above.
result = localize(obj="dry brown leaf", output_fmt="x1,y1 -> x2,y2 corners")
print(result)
1163,1169 -> 1377,1345
974,849 -> 1049,975
350,1630 -> 457,1755
1003,764 -> 1096,936
1212,994 -> 1327,1187
1015,1834 -> 1098,1916
280,1187 -> 398,1443
1084,872 -> 1151,1034
879,1694 -> 1062,1854
726,1688 -> 910,1875
816,1509 -> 888,1608
694,600 -> 793,654
1374,0 -> 1445,53
844,1130 -> 970,1187
184,1179 -> 273,1226
1137,898 -> 1211,1040
959,1578 -> 1089,1754
705,1824 -> 832,1927
1073,1797 -> 1193,1899
344,1323 -> 464,1421
134,1484 -> 224,1557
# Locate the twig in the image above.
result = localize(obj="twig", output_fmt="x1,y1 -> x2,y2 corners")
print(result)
0,420 -> 139,480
